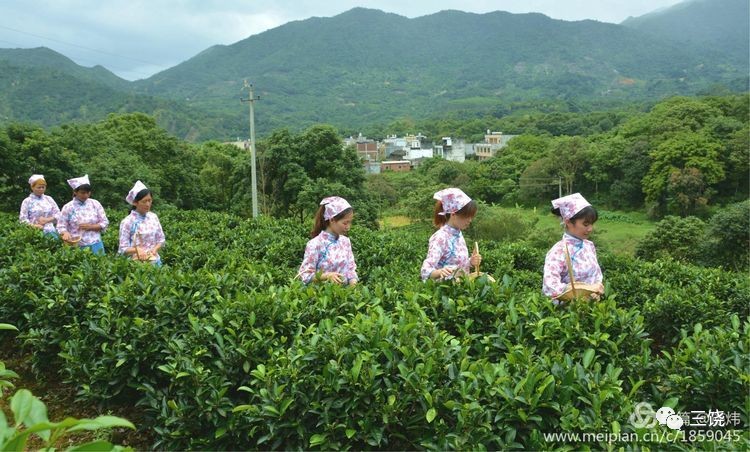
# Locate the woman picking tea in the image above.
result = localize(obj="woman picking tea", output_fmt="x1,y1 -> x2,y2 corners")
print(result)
542,193 -> 604,302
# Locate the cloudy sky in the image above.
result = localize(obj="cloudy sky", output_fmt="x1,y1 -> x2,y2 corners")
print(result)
0,0 -> 684,81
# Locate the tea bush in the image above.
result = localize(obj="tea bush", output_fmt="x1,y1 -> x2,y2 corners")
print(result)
0,211 -> 747,450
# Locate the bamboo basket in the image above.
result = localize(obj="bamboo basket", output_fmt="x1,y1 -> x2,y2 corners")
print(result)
467,241 -> 496,283
134,231 -> 158,262
63,235 -> 81,246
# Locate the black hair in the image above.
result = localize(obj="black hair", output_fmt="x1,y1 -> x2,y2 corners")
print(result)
433,199 -> 478,227
74,184 -> 92,193
311,206 -> 353,238
551,205 -> 598,224
130,188 -> 152,210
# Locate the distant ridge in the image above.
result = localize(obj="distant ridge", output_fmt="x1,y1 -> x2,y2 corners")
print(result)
621,0 -> 749,66
0,47 -> 129,90
0,3 -> 747,141
131,7 -> 746,135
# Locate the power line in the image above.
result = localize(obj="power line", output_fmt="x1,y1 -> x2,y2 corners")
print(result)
0,25 -> 168,79
0,24 -> 160,66
0,37 -> 157,79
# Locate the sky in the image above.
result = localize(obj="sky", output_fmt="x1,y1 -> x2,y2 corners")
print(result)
0,0 -> 685,81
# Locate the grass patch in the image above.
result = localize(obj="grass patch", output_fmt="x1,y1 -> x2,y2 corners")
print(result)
509,206 -> 654,256
388,206 -> 655,256
380,215 -> 412,228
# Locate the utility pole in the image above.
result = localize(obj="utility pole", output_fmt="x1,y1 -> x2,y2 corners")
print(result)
241,80 -> 260,218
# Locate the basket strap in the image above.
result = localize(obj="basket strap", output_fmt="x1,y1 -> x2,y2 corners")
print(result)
563,240 -> 577,293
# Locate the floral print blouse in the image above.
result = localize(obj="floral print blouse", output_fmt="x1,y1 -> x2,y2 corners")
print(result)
298,230 -> 358,284
543,233 -> 603,299
19,194 -> 60,234
421,224 -> 470,281
118,211 -> 165,260
57,198 -> 109,246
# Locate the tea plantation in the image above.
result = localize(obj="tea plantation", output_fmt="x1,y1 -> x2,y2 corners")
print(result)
0,210 -> 747,449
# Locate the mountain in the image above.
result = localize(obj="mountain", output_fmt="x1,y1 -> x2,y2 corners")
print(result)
132,7 -> 747,135
0,56 -> 234,140
0,6 -> 747,141
0,47 -> 129,91
621,0 -> 749,67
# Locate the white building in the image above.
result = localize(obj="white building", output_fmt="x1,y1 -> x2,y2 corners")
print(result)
433,137 -> 467,163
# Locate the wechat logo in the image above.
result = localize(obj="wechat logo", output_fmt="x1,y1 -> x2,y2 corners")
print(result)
655,406 -> 684,430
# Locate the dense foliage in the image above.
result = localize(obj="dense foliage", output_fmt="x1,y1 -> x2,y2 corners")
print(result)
0,115 -> 377,227
255,125 -> 377,226
0,210 -> 747,449
635,200 -> 750,270
368,94 -> 749,216
2,94 -> 747,231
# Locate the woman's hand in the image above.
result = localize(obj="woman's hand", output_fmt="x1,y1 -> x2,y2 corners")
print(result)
322,272 -> 344,284
130,247 -> 149,260
589,283 -> 605,301
61,232 -> 72,242
431,267 -> 455,280
469,253 -> 482,268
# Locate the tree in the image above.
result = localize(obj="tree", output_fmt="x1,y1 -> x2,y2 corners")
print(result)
667,167 -> 711,217
703,200 -> 750,270
518,158 -> 557,203
642,132 -> 724,216
196,142 -> 241,211
0,126 -> 26,211
717,125 -> 750,199
551,136 -> 588,195
259,125 -> 370,224
470,134 -> 551,204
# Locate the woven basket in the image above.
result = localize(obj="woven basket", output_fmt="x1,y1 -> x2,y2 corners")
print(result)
557,283 -> 600,302
63,236 -> 81,246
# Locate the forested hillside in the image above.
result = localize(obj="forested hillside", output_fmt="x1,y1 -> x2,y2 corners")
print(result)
0,59 -> 236,140
0,47 -> 129,90
622,0 -> 749,66
0,5 -> 747,140
134,7 -> 746,136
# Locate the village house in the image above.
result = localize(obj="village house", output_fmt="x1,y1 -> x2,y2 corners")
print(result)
344,133 -> 379,162
346,129 -> 516,171
474,130 -> 517,161
380,160 -> 411,172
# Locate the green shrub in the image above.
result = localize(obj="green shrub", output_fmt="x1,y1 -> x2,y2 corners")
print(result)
635,215 -> 705,263
646,316 -> 750,432
702,200 -> 750,270
468,206 -> 538,243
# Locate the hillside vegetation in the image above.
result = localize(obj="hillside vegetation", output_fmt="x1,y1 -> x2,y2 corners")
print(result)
0,4 -> 747,140
1,94 -> 747,228
622,0 -> 749,66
